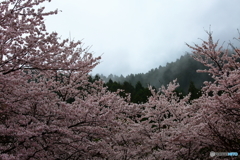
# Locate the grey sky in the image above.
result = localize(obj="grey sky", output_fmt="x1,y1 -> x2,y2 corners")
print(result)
44,0 -> 240,76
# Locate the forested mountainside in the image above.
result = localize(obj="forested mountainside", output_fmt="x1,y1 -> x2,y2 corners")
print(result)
97,53 -> 213,94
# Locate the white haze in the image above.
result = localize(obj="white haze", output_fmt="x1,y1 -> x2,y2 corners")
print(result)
44,0 -> 240,76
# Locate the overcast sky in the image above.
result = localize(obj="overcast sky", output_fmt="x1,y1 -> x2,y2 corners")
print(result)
44,0 -> 240,76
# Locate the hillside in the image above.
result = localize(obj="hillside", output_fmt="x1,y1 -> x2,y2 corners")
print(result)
98,53 -> 213,94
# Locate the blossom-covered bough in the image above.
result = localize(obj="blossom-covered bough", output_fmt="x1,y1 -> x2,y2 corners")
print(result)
0,0 -> 136,159
185,31 -> 240,154
0,0 -> 239,159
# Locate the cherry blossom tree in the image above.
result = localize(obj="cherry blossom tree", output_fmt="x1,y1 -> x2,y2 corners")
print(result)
117,80 -> 199,160
0,0 -> 137,159
185,31 -> 240,154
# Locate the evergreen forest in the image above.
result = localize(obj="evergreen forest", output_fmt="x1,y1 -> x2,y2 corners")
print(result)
93,53 -> 213,103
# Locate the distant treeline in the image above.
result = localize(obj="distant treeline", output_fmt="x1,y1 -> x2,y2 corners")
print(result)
92,53 -> 212,103
97,54 -> 213,92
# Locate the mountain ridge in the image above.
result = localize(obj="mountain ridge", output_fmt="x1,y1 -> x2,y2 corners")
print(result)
96,53 -> 213,94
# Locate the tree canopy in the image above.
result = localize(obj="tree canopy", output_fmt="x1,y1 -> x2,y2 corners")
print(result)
0,0 -> 239,159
